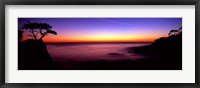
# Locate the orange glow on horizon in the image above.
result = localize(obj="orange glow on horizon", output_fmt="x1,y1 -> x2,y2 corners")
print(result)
40,33 -> 166,43
21,30 -> 167,43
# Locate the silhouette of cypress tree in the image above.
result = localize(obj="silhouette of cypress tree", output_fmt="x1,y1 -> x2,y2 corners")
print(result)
20,21 -> 57,40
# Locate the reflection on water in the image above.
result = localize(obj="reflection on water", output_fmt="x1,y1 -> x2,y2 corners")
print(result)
46,43 -> 150,63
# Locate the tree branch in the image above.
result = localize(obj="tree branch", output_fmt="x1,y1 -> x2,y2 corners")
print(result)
31,29 -> 37,40
39,32 -> 47,40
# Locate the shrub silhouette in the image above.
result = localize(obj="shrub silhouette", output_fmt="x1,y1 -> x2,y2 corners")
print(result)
20,21 -> 57,40
168,27 -> 182,36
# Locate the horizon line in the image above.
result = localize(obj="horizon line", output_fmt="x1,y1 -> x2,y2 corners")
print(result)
44,41 -> 153,44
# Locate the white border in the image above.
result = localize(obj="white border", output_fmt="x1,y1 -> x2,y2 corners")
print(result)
5,5 -> 195,83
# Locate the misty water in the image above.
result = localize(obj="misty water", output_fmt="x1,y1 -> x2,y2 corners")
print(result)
46,43 -> 150,64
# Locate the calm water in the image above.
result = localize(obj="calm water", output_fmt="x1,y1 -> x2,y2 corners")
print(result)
46,43 -> 150,63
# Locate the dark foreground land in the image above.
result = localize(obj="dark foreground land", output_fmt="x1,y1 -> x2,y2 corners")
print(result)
18,39 -> 55,70
126,33 -> 182,70
18,33 -> 182,70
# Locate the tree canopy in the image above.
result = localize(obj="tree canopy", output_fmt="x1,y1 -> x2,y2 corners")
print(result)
20,21 -> 57,40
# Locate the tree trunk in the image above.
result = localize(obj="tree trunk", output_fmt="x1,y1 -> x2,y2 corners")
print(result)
31,29 -> 37,40
39,32 -> 47,40
40,34 -> 45,40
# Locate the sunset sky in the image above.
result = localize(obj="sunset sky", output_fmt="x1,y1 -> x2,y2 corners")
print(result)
18,18 -> 182,43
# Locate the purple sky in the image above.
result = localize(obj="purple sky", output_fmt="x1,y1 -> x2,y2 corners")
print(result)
18,18 -> 182,42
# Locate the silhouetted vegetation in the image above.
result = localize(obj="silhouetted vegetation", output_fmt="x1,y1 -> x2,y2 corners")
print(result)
127,27 -> 182,69
20,21 -> 57,40
18,21 -> 57,70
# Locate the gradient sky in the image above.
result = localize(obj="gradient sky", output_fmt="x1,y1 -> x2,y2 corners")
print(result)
18,18 -> 182,43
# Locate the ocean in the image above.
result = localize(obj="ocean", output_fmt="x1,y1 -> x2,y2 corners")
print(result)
46,43 -> 150,64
